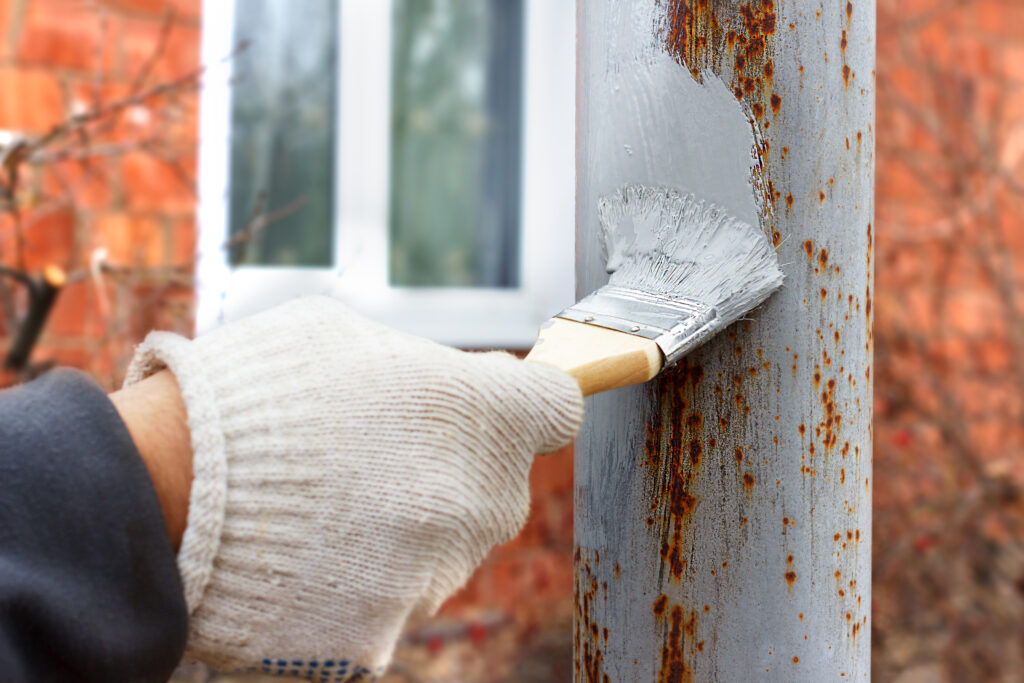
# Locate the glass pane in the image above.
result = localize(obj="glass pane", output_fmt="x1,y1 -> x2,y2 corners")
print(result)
228,0 -> 336,267
389,0 -> 524,287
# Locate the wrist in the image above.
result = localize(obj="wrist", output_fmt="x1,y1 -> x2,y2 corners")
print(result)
109,369 -> 193,551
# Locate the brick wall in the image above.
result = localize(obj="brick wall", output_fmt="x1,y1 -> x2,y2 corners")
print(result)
0,0 -> 200,388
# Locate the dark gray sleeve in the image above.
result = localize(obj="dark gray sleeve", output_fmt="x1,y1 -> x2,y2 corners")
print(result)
0,368 -> 188,682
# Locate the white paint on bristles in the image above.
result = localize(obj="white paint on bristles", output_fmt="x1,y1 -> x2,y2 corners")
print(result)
599,185 -> 783,334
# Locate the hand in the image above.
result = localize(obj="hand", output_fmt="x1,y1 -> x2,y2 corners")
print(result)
123,296 -> 584,678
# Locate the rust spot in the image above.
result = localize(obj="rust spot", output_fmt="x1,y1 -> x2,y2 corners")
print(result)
818,190 -> 826,203
720,417 -> 729,429
845,137 -> 850,150
818,248 -> 828,268
798,423 -> 806,435
735,447 -> 744,463
763,60 -> 773,78
793,656 -> 800,664
751,102 -> 765,118
803,239 -> 814,258
798,613 -> 804,621
703,605 -> 710,613
613,562 -> 621,579
840,30 -> 848,53
785,192 -> 794,209
743,473 -> 755,489
653,594 -> 669,617
846,1 -> 853,20
770,93 -> 782,113
658,604 -> 694,683
842,64 -> 851,88
785,571 -> 797,587
840,468 -> 846,484
820,287 -> 827,300
688,440 -> 703,466
782,517 -> 790,525
697,641 -> 705,652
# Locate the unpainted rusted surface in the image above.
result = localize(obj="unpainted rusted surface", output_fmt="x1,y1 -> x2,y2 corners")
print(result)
575,0 -> 874,679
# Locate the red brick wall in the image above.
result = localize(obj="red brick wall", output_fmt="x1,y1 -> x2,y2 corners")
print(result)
0,0 -> 200,388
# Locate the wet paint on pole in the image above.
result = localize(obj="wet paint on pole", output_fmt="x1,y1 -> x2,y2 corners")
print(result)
574,1 -> 874,681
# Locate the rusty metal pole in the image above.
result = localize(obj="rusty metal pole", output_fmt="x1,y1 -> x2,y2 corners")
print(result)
574,1 -> 874,681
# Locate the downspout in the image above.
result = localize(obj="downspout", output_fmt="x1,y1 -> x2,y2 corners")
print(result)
574,1 -> 875,680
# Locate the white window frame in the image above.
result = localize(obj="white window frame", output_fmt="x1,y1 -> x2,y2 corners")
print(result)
195,0 -> 575,347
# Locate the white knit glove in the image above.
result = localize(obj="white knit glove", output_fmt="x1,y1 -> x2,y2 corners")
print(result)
124,296 -> 583,680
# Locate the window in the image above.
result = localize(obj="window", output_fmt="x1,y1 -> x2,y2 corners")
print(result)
197,0 -> 575,347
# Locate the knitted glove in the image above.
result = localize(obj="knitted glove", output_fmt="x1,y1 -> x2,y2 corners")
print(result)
124,296 -> 583,680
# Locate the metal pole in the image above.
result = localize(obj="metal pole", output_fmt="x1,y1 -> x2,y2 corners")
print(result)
574,1 -> 874,681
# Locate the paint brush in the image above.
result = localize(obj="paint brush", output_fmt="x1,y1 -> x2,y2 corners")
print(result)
525,184 -> 784,396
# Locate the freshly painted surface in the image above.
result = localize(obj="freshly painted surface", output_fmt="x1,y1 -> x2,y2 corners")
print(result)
574,0 -> 875,680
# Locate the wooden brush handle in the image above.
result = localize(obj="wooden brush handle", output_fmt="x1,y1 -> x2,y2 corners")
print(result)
525,318 -> 663,397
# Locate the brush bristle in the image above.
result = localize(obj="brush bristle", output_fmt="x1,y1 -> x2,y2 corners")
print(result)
598,184 -> 784,330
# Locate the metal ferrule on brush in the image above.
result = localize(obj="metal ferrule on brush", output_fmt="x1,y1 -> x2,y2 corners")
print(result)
556,285 -> 719,367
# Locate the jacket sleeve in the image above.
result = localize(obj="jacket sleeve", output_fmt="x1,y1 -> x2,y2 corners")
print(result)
0,368 -> 188,682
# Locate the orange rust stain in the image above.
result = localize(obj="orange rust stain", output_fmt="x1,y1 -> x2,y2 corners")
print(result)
842,64 -> 851,88
820,287 -> 827,300
841,30 -> 848,53
798,613 -> 804,621
613,562 -> 622,579
819,248 -> 828,269
653,594 -> 669,617
657,604 -> 694,683
646,361 -> 705,584
770,93 -> 782,113
735,447 -> 744,464
743,473 -> 756,489
840,468 -> 846,484
661,0 -> 777,225
785,192 -> 794,209
803,239 -> 814,259
720,417 -> 729,429
819,190 -> 826,203
574,548 -> 606,682
798,423 -> 806,436
688,440 -> 703,465
697,641 -> 705,652
793,656 -> 800,664
846,1 -> 853,20
703,605 -> 710,613
785,571 -> 797,587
